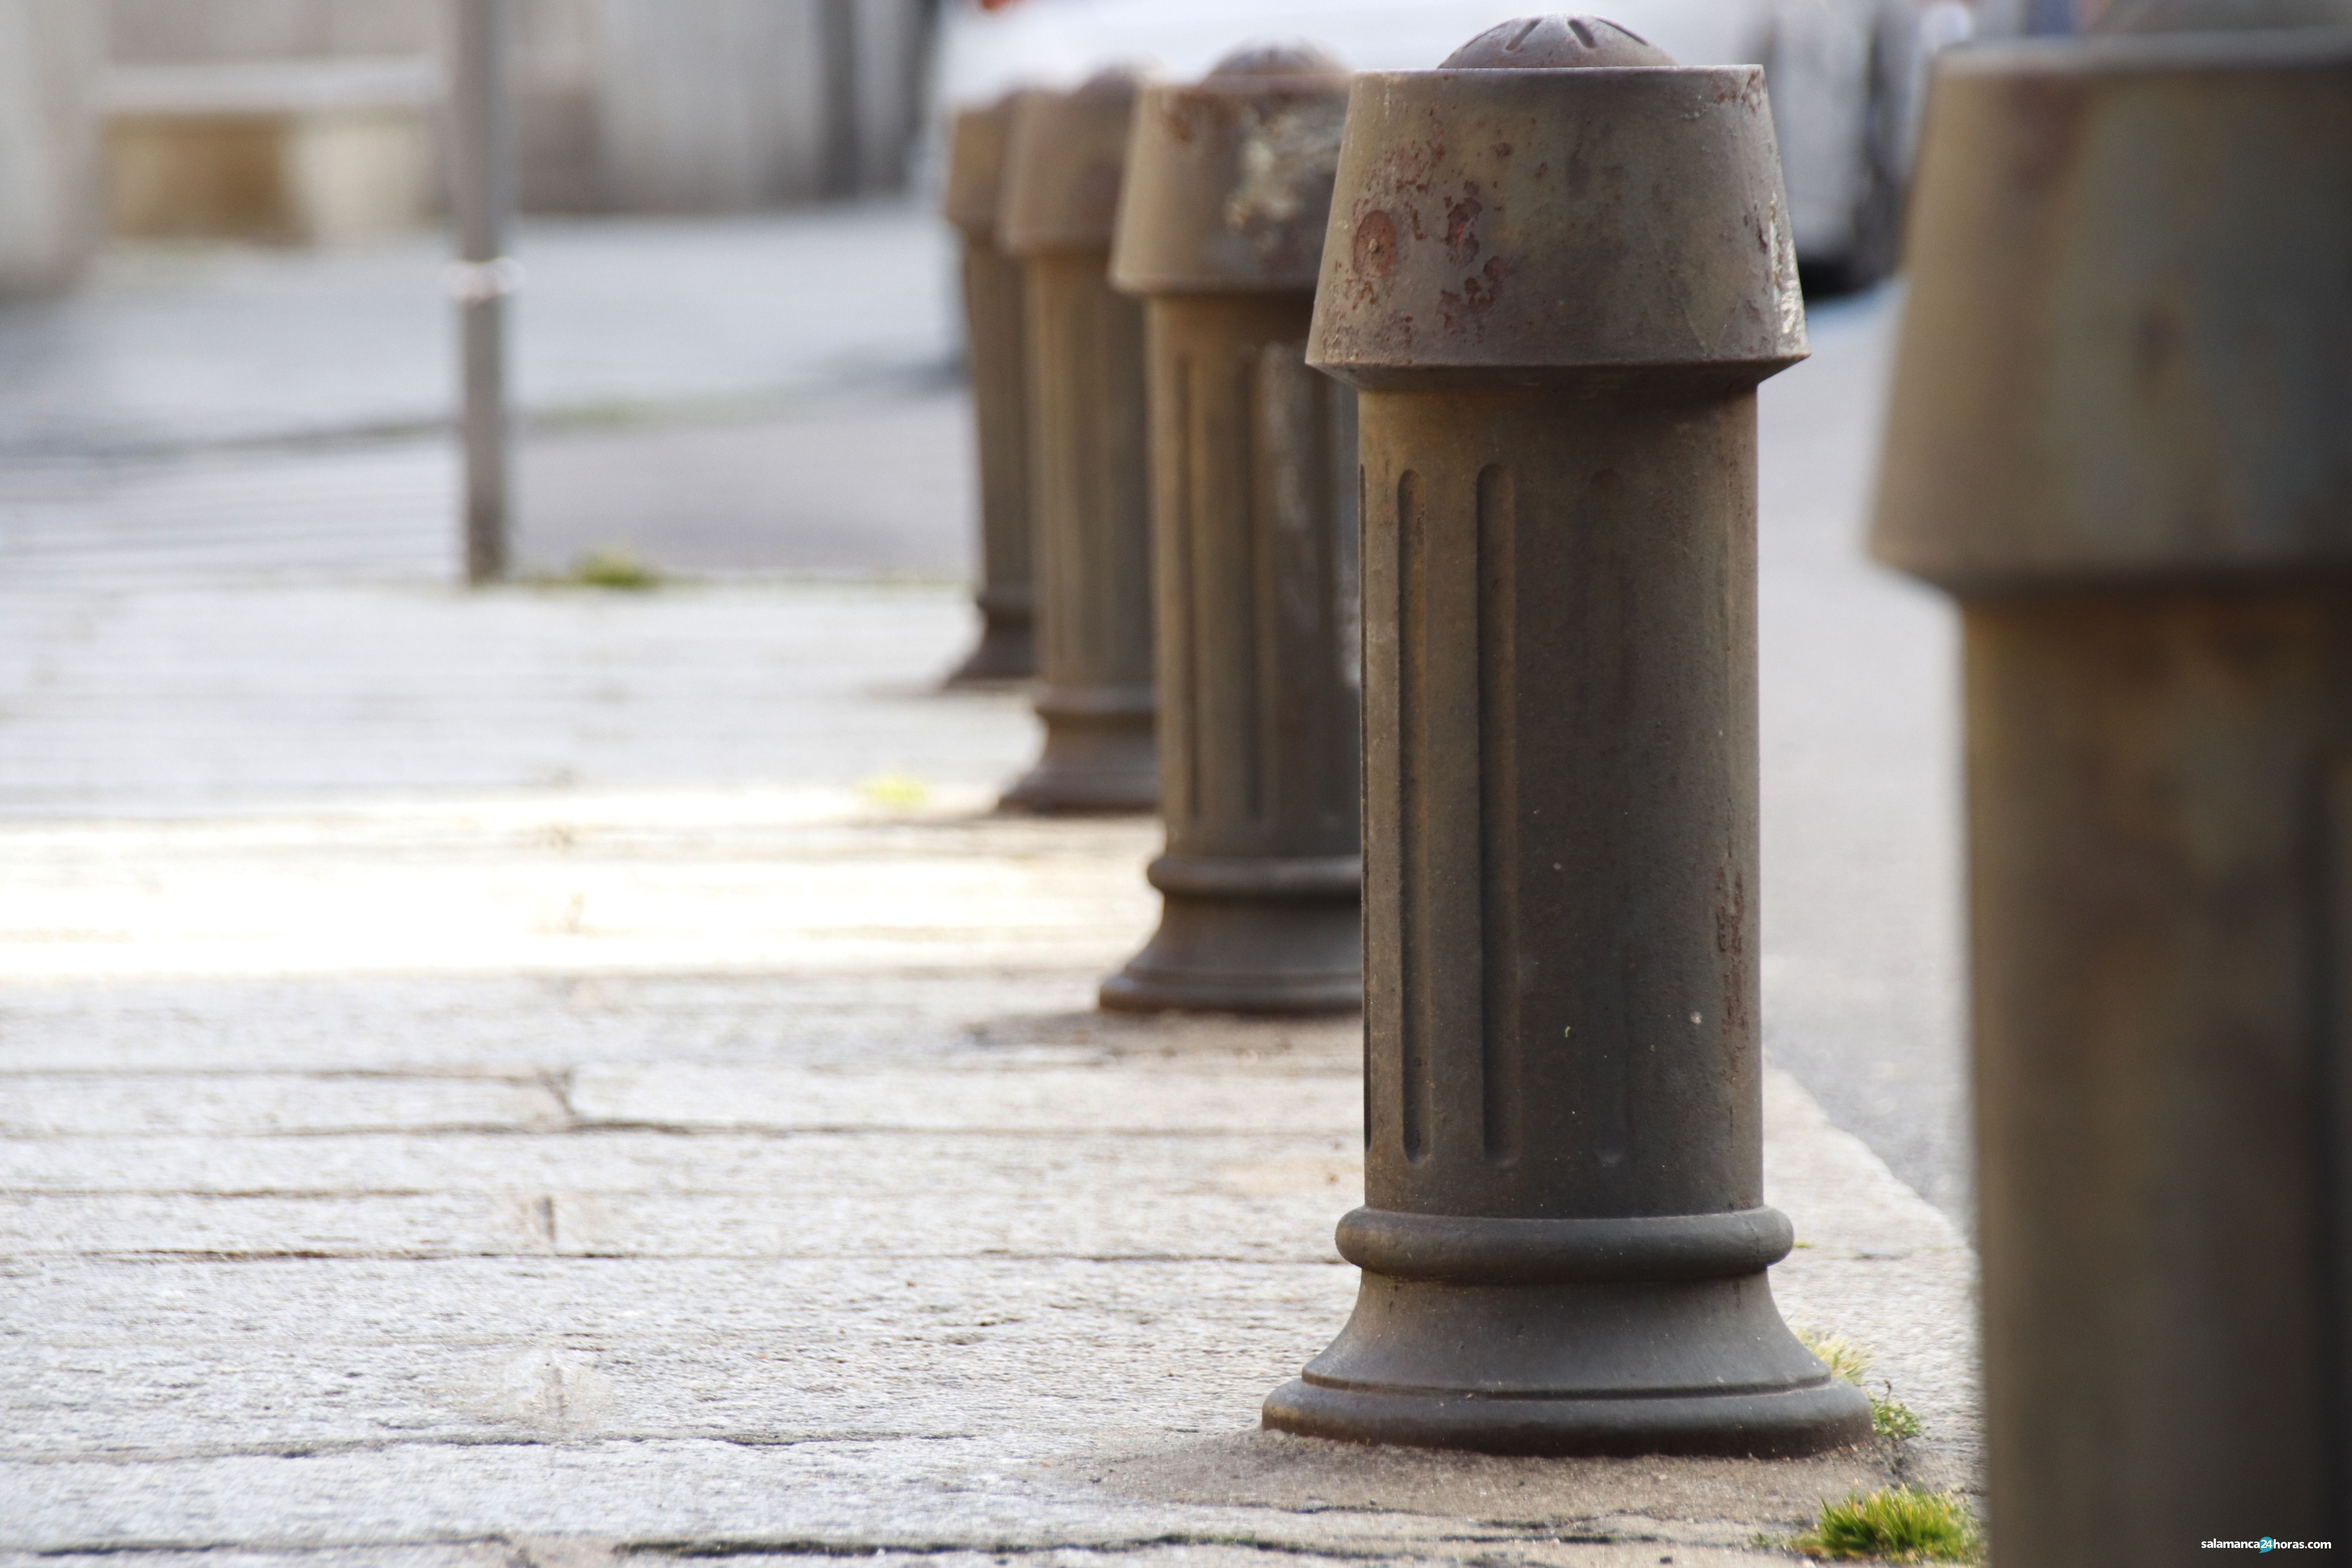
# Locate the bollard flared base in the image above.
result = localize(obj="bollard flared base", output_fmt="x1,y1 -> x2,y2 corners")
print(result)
942,609 -> 1036,687
999,686 -> 1158,814
1263,1374 -> 1870,1459
1099,855 -> 1361,1014
1264,1207 -> 1874,1458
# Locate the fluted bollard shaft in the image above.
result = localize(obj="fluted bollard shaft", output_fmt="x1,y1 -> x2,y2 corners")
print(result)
1873,23 -> 2352,1557
1355,386 -> 1757,1207
1104,47 -> 1362,1012
941,96 -> 1036,686
997,74 -> 1158,814
1262,15 -> 1869,1458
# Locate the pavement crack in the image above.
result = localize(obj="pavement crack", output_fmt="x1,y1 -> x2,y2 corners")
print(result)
4,1432 -> 976,1466
541,1067 -> 581,1125
3,1249 -> 1341,1266
629,1529 -> 1594,1562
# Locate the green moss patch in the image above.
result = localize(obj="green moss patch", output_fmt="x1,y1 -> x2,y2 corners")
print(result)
1791,1486 -> 1982,1563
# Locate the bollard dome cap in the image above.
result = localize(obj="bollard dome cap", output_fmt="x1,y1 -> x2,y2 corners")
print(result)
1000,68 -> 1149,256
1111,42 -> 1353,295
943,92 -> 1032,237
1207,40 -> 1348,78
1306,15 -> 1806,387
1870,30 -> 2352,589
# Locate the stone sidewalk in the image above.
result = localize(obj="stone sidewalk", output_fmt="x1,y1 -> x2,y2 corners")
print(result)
0,581 -> 1979,1562
0,229 -> 1968,1220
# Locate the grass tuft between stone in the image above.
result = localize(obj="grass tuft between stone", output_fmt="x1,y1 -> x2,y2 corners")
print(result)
1789,1485 -> 1982,1562
1793,1327 -> 1924,1440
860,772 -> 932,810
566,546 -> 663,590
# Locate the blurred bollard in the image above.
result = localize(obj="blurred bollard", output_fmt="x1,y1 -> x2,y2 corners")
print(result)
1100,46 -> 1363,1013
942,95 -> 1038,686
1872,25 -> 2352,1558
1262,17 -> 1869,1455
997,73 -> 1159,813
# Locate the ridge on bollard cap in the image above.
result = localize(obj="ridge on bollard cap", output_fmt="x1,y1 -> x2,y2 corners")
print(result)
1441,14 -> 1675,67
1307,14 -> 1805,389
943,93 -> 1032,237
1869,28 -> 2352,590
1111,42 -> 1353,295
1000,68 -> 1150,257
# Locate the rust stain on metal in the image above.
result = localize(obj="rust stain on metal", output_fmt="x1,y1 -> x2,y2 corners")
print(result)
1353,209 -> 1399,280
1444,189 -> 1483,265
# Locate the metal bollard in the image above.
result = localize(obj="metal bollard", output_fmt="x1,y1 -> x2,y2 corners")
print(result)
997,72 -> 1159,813
1872,26 -> 2352,1557
1262,15 -> 1871,1456
1099,46 -> 1362,1013
941,94 -> 1037,686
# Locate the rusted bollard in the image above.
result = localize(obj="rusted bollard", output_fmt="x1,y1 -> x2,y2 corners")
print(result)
997,73 -> 1159,813
1099,46 -> 1362,1013
1872,27 -> 2352,1557
1262,16 -> 1870,1456
941,94 -> 1036,686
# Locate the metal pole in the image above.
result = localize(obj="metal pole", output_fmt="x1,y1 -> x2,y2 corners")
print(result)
1872,25 -> 2352,1558
451,0 -> 513,585
820,0 -> 862,198
996,74 -> 1160,815
1101,47 -> 1362,1013
940,96 -> 1037,686
1262,16 -> 1867,1457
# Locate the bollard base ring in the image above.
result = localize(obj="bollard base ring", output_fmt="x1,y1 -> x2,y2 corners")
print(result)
1099,881 -> 1361,1015
1000,694 -> 1159,814
942,613 -> 1035,687
998,761 -> 1159,814
1264,1255 -> 1872,1458
1099,966 -> 1360,1015
1262,1374 -> 1872,1459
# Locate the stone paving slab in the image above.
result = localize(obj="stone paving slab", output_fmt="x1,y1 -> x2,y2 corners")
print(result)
0,588 -> 1032,815
0,786 -> 1978,1556
0,1123 -> 1360,1263
0,1075 -> 573,1138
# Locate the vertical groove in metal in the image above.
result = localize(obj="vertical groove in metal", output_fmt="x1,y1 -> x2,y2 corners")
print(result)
1297,355 -> 1339,829
1396,468 -> 1428,1164
1362,454 -> 1379,1153
1235,349 -> 1266,824
1478,464 -> 1521,1167
1074,277 -> 1111,677
1334,388 -> 1362,707
1172,351 -> 1199,822
1031,274 -> 1070,684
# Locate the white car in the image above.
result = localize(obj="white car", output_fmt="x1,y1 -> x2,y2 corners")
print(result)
932,0 -> 1976,288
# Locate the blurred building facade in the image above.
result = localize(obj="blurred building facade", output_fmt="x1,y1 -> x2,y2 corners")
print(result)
0,0 -> 104,295
107,0 -> 939,212
0,0 -> 939,290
